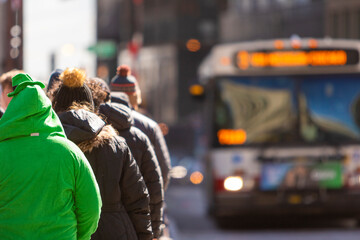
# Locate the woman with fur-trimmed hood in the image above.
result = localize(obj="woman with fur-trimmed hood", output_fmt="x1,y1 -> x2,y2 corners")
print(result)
87,77 -> 164,239
51,68 -> 153,240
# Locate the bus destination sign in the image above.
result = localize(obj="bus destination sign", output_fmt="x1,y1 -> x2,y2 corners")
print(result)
235,49 -> 360,70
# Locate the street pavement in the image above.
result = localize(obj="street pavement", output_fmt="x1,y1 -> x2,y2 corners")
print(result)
165,184 -> 360,240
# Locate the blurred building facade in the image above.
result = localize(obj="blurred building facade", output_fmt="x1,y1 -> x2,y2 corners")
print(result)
219,0 -> 325,42
219,0 -> 360,41
0,2 -> 6,74
325,0 -> 360,39
95,0 -> 122,81
0,0 -> 23,74
0,0 -> 23,73
96,0 -> 348,125
97,0 -> 219,126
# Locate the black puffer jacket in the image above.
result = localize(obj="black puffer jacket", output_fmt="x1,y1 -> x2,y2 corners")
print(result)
100,102 -> 164,238
58,109 -> 152,240
132,110 -> 171,190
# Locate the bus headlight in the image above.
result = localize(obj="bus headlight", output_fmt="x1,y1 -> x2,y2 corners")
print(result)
224,176 -> 243,191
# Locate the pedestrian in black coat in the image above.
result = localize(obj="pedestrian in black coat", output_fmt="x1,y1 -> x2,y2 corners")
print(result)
52,68 -> 153,240
109,66 -> 172,190
87,77 -> 164,238
99,102 -> 164,238
132,110 -> 171,190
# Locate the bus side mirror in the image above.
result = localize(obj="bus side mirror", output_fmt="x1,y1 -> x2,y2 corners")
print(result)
189,84 -> 205,100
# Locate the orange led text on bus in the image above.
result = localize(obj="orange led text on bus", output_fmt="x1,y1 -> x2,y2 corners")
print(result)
238,51 -> 250,70
217,129 -> 247,145
236,50 -> 347,69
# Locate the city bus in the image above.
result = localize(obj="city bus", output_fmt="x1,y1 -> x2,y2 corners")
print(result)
197,38 -> 360,225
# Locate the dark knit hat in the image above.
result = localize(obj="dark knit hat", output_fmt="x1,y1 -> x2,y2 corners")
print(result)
53,68 -> 94,113
110,65 -> 137,93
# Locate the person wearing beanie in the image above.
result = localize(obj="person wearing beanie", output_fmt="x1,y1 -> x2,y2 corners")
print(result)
0,73 -> 102,240
52,68 -> 94,113
110,65 -> 172,239
110,65 -> 171,191
53,70 -> 153,240
88,78 -> 164,239
110,65 -> 142,110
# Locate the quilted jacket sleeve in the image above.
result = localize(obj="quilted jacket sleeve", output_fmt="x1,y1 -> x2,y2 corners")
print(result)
120,142 -> 153,240
153,124 -> 171,190
73,150 -> 102,240
138,134 -> 164,238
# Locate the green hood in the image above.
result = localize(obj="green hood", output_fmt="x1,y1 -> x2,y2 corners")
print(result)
0,73 -> 65,141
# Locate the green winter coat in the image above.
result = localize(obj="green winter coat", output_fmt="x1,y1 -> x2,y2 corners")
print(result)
0,74 -> 102,240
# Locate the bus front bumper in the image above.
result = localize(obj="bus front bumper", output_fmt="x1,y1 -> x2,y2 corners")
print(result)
212,190 -> 360,218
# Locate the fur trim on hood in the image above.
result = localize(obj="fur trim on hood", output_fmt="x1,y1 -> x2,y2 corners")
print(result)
78,124 -> 118,153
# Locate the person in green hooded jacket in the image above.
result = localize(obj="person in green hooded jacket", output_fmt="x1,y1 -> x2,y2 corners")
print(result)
0,73 -> 102,240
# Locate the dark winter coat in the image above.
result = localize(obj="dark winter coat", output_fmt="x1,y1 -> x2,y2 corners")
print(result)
58,109 -> 153,240
132,110 -> 171,190
99,102 -> 164,238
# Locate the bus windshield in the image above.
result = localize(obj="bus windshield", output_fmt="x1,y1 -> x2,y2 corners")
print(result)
213,74 -> 360,147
